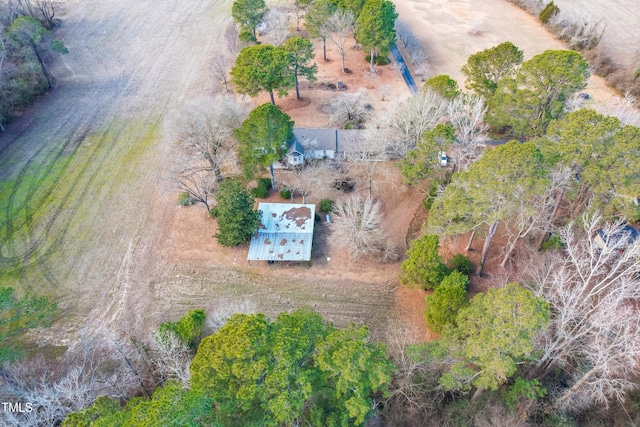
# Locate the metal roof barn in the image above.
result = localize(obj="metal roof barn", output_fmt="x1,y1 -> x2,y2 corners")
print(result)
247,203 -> 315,262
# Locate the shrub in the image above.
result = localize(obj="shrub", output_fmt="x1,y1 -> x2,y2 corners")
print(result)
215,179 -> 261,246
319,198 -> 334,213
365,55 -> 391,66
280,188 -> 292,199
250,185 -> 268,198
401,234 -> 449,290
448,254 -> 474,275
158,309 -> 206,349
178,192 -> 193,206
424,271 -> 468,333
541,234 -> 564,251
539,1 -> 559,24
250,178 -> 271,199
209,206 -> 219,218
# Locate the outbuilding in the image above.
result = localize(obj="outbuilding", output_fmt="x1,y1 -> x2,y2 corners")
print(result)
247,203 -> 316,262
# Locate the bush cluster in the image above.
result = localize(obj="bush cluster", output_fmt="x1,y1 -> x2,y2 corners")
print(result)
178,192 -> 193,206
539,1 -> 559,24
158,309 -> 206,349
279,188 -> 292,199
250,178 -> 272,199
318,198 -> 334,213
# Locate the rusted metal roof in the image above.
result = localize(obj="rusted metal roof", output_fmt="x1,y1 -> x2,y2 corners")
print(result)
247,203 -> 315,261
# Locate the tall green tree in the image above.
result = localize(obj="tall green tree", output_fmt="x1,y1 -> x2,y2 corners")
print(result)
191,310 -> 394,426
461,41 -> 523,98
423,75 -> 459,100
439,283 -> 549,397
399,124 -> 455,184
428,141 -> 548,276
487,50 -> 589,138
282,36 -> 318,100
214,179 -> 261,246
231,45 -> 293,105
305,0 -> 337,62
234,103 -> 294,180
336,0 -> 366,17
400,234 -> 448,290
424,271 -> 468,333
355,0 -> 398,71
231,0 -> 269,39
538,108 -> 640,219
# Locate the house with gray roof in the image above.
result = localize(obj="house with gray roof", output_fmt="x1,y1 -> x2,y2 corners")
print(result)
284,128 -> 366,165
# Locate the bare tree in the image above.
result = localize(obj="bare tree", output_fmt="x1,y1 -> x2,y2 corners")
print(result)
278,159 -> 325,203
394,20 -> 428,70
361,67 -> 380,89
0,1 -> 22,26
324,9 -> 355,73
382,89 -> 449,159
224,22 -> 243,57
17,0 -> 59,29
172,96 -> 247,182
599,93 -> 640,127
563,92 -> 587,113
150,330 -> 192,388
554,13 -> 606,51
207,299 -> 257,332
500,166 -> 573,268
383,321 -> 447,425
211,53 -> 234,93
330,195 -> 397,260
342,129 -> 391,198
262,7 -> 291,46
168,157 -> 218,214
526,213 -> 640,412
293,0 -> 312,31
447,94 -> 488,171
329,88 -> 371,127
0,333 -> 145,426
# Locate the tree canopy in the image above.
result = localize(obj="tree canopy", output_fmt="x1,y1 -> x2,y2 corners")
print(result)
428,141 -> 549,275
305,0 -> 337,61
355,0 -> 398,70
537,108 -> 640,220
400,234 -> 448,289
231,0 -> 269,38
191,309 -> 394,426
231,45 -> 293,105
399,124 -> 455,184
424,271 -> 468,333
214,179 -> 261,246
440,283 -> 549,393
282,36 -> 317,100
235,103 -> 293,180
461,41 -> 523,98
423,74 -> 459,100
487,50 -> 589,138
